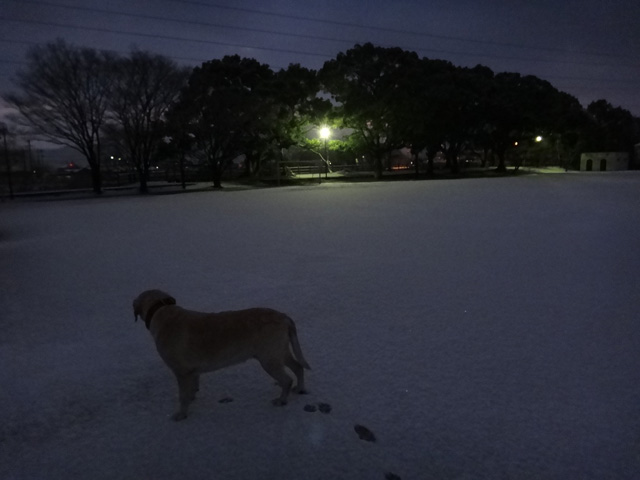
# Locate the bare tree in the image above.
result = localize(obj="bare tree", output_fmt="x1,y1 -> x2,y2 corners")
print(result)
110,50 -> 188,193
6,39 -> 115,194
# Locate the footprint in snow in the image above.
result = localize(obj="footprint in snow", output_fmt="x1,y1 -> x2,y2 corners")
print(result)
303,402 -> 332,413
353,424 -> 376,442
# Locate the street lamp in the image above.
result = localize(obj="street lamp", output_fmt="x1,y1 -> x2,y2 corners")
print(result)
535,136 -> 543,142
319,126 -> 330,179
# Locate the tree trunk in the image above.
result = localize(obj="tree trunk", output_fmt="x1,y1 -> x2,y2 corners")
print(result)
426,144 -> 440,176
373,154 -> 383,180
90,163 -> 102,194
450,158 -> 459,174
179,151 -> 186,190
446,148 -> 459,174
495,147 -> 507,172
139,164 -> 149,194
426,150 -> 435,176
244,153 -> 253,177
211,160 -> 223,189
481,147 -> 489,168
86,143 -> 103,194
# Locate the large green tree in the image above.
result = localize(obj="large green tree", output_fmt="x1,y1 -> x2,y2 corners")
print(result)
319,43 -> 419,179
586,100 -> 639,154
246,64 -> 328,177
391,57 -> 456,175
171,55 -> 274,188
481,72 -> 575,172
435,65 -> 491,174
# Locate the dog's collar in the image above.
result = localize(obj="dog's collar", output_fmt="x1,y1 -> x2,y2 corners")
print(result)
144,300 -> 172,330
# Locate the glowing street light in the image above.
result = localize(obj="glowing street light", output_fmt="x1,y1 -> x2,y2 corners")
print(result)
319,126 -> 330,140
535,136 -> 543,142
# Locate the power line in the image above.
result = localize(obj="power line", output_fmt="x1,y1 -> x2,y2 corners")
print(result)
1,12 -> 637,72
166,0 -> 638,61
16,0 -> 351,48
6,0 -> 639,69
0,17 -> 332,59
0,1 -> 637,113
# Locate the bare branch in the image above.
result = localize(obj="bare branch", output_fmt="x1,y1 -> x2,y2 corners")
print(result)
6,39 -> 116,193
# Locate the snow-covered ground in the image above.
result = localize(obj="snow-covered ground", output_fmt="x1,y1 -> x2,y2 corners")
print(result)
1,172 -> 639,480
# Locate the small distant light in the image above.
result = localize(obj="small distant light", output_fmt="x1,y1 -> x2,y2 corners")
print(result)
514,141 -> 519,146
535,136 -> 543,142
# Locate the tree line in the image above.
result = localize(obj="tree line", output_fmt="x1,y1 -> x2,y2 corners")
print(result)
5,40 -> 640,194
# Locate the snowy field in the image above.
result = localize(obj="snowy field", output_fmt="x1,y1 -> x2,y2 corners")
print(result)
1,172 -> 639,480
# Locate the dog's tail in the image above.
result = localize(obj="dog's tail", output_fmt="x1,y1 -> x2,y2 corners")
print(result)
287,318 -> 311,370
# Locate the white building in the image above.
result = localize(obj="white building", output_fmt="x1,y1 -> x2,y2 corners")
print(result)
579,152 -> 629,171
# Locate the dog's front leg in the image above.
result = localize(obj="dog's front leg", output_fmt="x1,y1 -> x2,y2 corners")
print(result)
192,374 -> 200,400
172,372 -> 197,421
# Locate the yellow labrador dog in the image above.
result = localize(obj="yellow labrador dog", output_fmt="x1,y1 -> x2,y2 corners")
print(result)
133,289 -> 311,420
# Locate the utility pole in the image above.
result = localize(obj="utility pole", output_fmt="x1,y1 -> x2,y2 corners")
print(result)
27,138 -> 33,172
1,124 -> 13,200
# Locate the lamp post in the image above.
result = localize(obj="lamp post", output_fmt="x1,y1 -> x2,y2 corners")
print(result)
319,126 -> 330,180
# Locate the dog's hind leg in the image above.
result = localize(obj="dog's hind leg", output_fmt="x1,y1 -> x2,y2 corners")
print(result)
172,371 -> 197,421
258,359 -> 293,406
285,354 -> 307,394
191,374 -> 200,401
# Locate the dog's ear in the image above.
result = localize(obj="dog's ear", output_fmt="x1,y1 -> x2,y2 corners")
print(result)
165,295 -> 177,306
133,298 -> 141,322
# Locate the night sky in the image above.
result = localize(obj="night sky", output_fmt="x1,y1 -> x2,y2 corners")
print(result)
1,0 -> 639,116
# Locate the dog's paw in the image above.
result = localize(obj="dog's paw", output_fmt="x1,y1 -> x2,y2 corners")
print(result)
171,411 -> 188,421
271,398 -> 287,407
293,386 -> 308,395
303,402 -> 332,414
